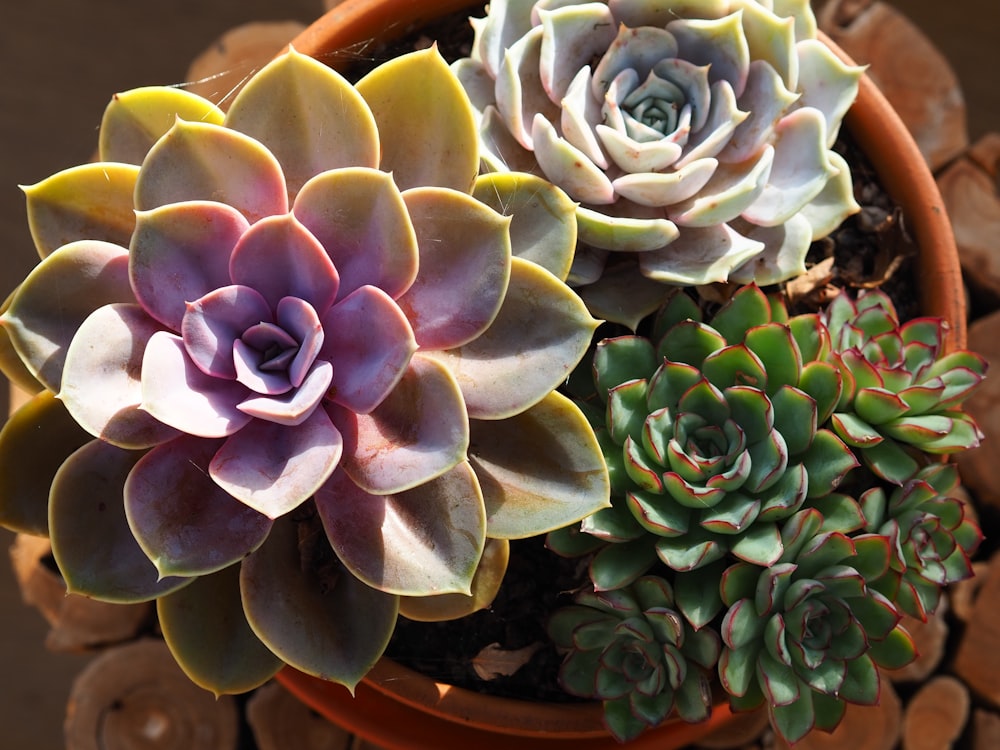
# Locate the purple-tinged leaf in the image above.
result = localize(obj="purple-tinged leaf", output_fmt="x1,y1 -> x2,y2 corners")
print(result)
61,304 -> 180,449
210,406 -> 343,518
130,201 -> 247,330
293,167 -> 417,302
424,257 -> 599,419
125,435 -> 272,577
141,331 -> 252,438
316,462 -> 486,597
241,515 -> 398,691
229,214 -> 339,315
135,120 -> 288,224
397,186 -> 511,350
225,48 -> 379,200
237,361 -> 333,426
334,354 -> 467,495
182,285 -> 272,380
49,440 -> 189,602
3,240 -> 133,392
319,285 -> 416,415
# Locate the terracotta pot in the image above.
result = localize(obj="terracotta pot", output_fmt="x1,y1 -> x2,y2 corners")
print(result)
274,2 -> 968,748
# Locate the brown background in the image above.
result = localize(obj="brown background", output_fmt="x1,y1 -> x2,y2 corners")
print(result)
0,2 -> 997,748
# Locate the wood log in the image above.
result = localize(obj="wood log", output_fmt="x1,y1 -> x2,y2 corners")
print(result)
247,681 -> 353,750
772,670 -> 901,750
953,551 -> 1000,708
184,21 -> 307,105
885,600 -> 949,683
951,561 -> 990,624
937,133 -> 1000,312
64,639 -> 239,750
9,533 -> 152,652
901,675 -> 970,750
816,0 -> 968,171
694,706 -> 769,749
955,309 -> 1000,510
972,709 -> 1000,750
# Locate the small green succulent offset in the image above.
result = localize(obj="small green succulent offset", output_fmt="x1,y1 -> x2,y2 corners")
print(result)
455,0 -> 864,324
550,283 -> 985,744
547,576 -> 720,742
824,288 -> 987,483
0,46 -> 611,694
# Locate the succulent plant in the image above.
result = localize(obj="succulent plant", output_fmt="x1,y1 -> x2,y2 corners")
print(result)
860,463 -> 982,619
548,575 -> 720,742
0,46 -> 611,693
823,288 -> 987,483
717,508 -> 918,744
551,285 -> 858,592
454,0 -> 864,324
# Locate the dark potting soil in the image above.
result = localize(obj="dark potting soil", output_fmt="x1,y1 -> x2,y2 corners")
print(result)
333,4 -> 920,704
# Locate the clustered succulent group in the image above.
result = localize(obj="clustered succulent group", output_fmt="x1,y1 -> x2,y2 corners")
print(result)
0,0 -> 988,747
547,284 -> 985,742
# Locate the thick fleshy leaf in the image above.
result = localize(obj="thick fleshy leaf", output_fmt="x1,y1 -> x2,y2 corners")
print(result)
356,46 -> 479,192
134,119 -> 288,223
317,462 -> 486,597
22,163 -> 139,259
319,286 -> 417,414
3,240 -> 133,392
469,391 -> 611,538
49,440 -> 189,602
334,354 -> 468,494
61,304 -> 181,448
141,331 -> 252,438
472,171 -> 577,281
398,537 -> 510,622
130,201 -> 249,330
229,213 -> 339,314
639,223 -> 764,285
125,435 -> 273,577
209,406 -> 344,518
0,391 -> 91,535
0,292 -> 44,395
293,167 -> 418,301
241,515 -> 399,690
182,285 -> 272,380
99,86 -> 225,165
397,186 -> 511,350
425,257 -> 599,418
158,563 -> 283,695
225,48 -> 379,199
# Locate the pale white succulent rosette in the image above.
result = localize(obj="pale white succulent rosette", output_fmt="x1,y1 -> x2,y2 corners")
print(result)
455,0 -> 864,326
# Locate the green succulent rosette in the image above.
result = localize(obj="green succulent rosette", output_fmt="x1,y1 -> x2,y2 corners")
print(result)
548,575 -> 720,742
717,508 -> 917,744
824,288 -> 987,483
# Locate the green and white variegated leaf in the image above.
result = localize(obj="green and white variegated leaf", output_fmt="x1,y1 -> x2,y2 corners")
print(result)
241,515 -> 399,692
469,391 -> 611,538
159,563 -> 283,696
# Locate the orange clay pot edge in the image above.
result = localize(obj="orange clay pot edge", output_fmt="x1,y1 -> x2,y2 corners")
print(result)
820,32 -> 967,352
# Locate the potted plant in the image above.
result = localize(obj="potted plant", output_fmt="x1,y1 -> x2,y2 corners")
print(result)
0,1 -> 984,748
